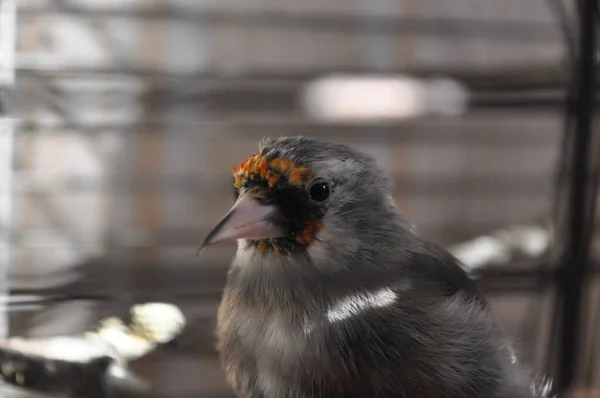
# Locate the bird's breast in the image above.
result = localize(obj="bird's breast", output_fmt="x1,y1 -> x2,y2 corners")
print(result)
217,288 -> 327,397
219,297 -> 313,363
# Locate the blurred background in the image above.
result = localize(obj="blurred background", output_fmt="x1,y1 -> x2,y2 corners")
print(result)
0,0 -> 599,397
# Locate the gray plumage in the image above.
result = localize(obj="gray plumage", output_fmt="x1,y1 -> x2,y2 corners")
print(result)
207,136 -> 547,398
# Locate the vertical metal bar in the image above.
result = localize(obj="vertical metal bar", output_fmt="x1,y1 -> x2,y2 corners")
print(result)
130,0 -> 164,392
133,0 -> 163,264
0,0 -> 16,340
553,0 -> 597,393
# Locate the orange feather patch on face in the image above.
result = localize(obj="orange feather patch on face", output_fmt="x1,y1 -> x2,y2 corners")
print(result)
232,153 -> 325,254
296,220 -> 324,245
232,153 -> 316,189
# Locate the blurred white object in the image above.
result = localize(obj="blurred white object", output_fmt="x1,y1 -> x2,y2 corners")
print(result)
0,302 -> 185,395
447,224 -> 550,272
93,302 -> 186,361
0,335 -> 114,363
130,302 -> 186,344
0,302 -> 186,363
301,74 -> 469,122
91,318 -> 149,363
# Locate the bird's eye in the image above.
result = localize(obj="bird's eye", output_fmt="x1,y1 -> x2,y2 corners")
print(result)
308,179 -> 331,202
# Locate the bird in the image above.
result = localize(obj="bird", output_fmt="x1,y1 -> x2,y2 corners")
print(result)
199,136 -> 548,398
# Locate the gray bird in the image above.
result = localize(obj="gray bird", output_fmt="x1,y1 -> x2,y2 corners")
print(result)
200,136 -> 548,398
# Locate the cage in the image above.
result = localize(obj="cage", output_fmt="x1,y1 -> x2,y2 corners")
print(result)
0,0 -> 599,397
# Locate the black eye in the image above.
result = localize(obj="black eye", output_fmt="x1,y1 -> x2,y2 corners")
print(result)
308,180 -> 330,202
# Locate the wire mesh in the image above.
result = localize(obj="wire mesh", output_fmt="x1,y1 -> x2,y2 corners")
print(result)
1,0 -> 599,397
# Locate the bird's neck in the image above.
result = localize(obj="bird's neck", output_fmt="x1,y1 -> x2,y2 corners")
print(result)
228,216 -> 411,308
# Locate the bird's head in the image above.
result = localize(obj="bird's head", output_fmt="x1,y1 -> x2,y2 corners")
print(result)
199,137 -> 407,259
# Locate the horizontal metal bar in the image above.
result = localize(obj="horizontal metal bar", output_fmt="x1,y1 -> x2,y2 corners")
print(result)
16,6 -> 560,41
0,221 -> 557,248
471,91 -> 574,109
4,174 -> 554,198
12,67 -> 600,118
11,77 -> 590,113
7,260 -> 598,302
13,63 -> 579,92
7,119 -> 561,147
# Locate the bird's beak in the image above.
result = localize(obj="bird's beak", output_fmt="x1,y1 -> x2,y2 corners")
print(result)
197,191 -> 285,253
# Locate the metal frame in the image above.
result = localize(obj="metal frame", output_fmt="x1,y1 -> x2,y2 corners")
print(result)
0,0 -> 16,341
550,0 -> 599,393
3,0 -> 600,396
16,4 -> 560,42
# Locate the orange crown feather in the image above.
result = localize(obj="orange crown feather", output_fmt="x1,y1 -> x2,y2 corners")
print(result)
232,153 -> 315,189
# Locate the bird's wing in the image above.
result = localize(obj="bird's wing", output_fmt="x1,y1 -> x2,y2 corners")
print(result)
403,240 -> 487,303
